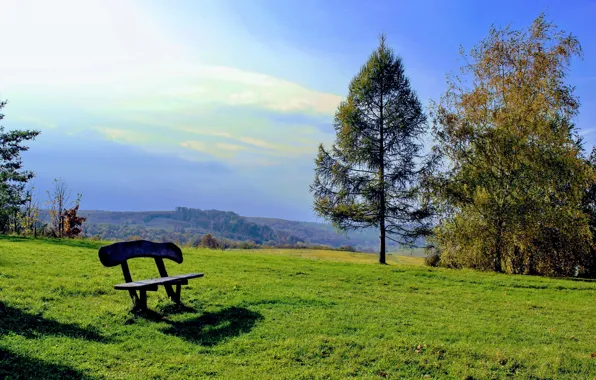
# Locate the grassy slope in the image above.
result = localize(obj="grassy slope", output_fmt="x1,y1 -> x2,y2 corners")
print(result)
0,237 -> 594,379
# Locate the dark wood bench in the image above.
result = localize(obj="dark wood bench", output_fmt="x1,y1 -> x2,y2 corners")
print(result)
98,240 -> 203,310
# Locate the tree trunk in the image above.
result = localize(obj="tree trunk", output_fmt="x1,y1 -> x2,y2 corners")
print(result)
379,222 -> 386,264
379,85 -> 386,265
494,221 -> 504,272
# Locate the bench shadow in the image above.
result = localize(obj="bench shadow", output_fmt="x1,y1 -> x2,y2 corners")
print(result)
131,305 -> 263,346
162,306 -> 263,346
127,302 -> 199,323
0,302 -> 107,343
159,303 -> 198,315
0,348 -> 97,380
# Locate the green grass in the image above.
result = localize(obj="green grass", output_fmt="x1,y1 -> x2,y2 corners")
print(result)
0,236 -> 595,379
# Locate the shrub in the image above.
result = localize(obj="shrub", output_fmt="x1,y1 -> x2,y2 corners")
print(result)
200,234 -> 220,249
237,240 -> 258,249
424,250 -> 441,267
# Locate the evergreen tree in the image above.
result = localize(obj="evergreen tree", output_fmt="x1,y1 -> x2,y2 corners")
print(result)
311,35 -> 435,264
0,100 -> 41,233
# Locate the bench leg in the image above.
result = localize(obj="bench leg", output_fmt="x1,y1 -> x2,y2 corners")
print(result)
164,284 -> 176,301
136,290 -> 147,310
128,290 -> 139,306
174,284 -> 181,304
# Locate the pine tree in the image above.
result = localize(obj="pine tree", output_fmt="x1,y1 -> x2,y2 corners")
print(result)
311,35 -> 435,264
0,100 -> 41,232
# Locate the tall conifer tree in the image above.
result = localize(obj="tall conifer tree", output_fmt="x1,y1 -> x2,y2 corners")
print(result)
311,35 -> 434,264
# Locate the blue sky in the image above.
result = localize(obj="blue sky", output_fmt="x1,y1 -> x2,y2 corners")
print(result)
1,0 -> 595,221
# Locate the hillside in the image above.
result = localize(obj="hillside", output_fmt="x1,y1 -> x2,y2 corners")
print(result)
67,207 -> 407,252
0,237 -> 594,379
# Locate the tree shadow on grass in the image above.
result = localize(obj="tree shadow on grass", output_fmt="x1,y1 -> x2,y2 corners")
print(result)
0,348 -> 97,380
132,306 -> 263,346
559,276 -> 596,283
0,302 -> 107,342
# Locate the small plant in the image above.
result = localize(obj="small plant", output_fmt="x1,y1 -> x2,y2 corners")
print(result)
424,251 -> 441,267
200,234 -> 221,249
63,204 -> 86,238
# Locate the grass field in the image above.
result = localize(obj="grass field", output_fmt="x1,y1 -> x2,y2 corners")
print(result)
0,236 -> 595,379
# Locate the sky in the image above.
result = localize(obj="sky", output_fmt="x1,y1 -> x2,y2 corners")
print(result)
1,0 -> 595,221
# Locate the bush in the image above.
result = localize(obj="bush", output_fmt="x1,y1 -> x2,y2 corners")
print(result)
189,236 -> 201,248
218,238 -> 231,250
199,234 -> 220,249
240,240 -> 258,249
63,205 -> 86,238
424,251 -> 441,267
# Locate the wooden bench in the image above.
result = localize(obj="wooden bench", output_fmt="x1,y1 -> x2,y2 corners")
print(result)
98,240 -> 203,310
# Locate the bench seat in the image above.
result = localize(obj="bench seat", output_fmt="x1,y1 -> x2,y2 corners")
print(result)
114,273 -> 204,290
99,240 -> 204,310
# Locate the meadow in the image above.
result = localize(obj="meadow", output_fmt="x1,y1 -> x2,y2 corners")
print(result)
0,236 -> 595,379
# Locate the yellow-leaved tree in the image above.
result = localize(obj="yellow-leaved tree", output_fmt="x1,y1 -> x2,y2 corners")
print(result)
429,14 -> 595,276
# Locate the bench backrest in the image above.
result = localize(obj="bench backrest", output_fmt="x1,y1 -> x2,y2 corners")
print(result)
98,240 -> 183,267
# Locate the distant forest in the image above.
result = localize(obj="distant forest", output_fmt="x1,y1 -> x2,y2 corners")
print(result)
45,207 -> 410,252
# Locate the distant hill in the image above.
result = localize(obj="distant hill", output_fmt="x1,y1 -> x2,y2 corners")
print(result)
57,207 -> 408,252
245,216 -> 391,251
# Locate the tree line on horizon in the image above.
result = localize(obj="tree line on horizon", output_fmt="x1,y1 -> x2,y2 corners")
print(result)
75,207 -> 387,251
311,14 -> 596,277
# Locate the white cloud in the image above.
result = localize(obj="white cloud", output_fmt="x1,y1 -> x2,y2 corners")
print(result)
180,141 -> 206,151
229,91 -> 259,105
15,116 -> 57,129
99,128 -> 150,144
97,64 -> 344,116
237,137 -> 277,150
180,140 -> 248,159
0,0 -> 187,88
217,143 -> 246,152
1,0 -> 337,167
0,0 -> 342,117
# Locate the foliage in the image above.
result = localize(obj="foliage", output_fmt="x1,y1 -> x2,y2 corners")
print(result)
0,100 -> 41,233
44,178 -> 85,238
0,236 -> 594,378
20,188 -> 43,237
45,178 -> 71,237
174,207 -> 299,244
429,14 -> 595,276
199,233 -> 220,249
424,251 -> 441,267
311,34 -> 435,264
63,204 -> 87,238
581,147 -> 596,277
